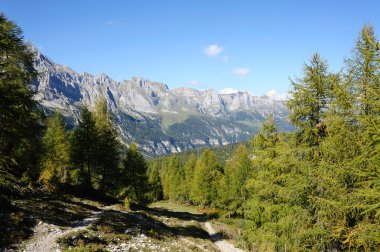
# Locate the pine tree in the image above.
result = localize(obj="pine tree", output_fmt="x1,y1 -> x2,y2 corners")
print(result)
39,112 -> 70,190
169,156 -> 181,200
221,145 -> 252,217
252,115 -> 279,159
159,155 -> 185,201
286,53 -> 332,146
147,160 -> 163,201
244,111 -> 323,250
120,143 -> 149,205
329,25 -> 380,250
183,154 -> 197,203
0,14 -> 42,187
346,24 -> 380,116
93,99 -> 120,191
159,157 -> 171,200
70,106 -> 98,188
191,149 -> 222,206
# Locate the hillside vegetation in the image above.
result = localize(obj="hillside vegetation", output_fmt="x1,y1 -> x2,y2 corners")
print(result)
1,12 -> 380,252
148,25 -> 380,251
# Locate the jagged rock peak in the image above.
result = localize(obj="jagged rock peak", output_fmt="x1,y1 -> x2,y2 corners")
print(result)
30,45 -> 292,156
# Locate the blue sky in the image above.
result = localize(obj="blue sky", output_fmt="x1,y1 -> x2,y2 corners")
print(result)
2,1 -> 380,97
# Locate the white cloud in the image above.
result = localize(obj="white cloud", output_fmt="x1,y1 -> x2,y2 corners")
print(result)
219,88 -> 238,94
233,67 -> 251,77
265,89 -> 289,101
189,80 -> 199,85
104,20 -> 120,26
221,55 -> 229,63
204,44 -> 223,57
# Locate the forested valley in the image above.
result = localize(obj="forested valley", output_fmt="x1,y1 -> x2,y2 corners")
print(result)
1,13 -> 380,251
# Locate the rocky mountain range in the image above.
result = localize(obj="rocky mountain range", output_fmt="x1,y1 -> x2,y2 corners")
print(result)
30,46 -> 292,156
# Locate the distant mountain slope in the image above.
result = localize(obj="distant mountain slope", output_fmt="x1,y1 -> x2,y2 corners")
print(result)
30,46 -> 292,156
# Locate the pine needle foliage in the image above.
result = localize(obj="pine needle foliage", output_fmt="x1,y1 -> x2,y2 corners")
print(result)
149,25 -> 380,251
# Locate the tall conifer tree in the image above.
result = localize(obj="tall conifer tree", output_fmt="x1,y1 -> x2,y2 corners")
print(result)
0,14 -> 42,184
93,99 -> 120,191
286,53 -> 332,145
121,143 -> 149,204
70,106 -> 97,188
191,149 -> 222,206
39,112 -> 70,190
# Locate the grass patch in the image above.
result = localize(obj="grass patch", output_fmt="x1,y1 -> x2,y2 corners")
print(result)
57,230 -> 107,251
160,112 -> 194,132
150,201 -> 203,215
150,201 -> 219,219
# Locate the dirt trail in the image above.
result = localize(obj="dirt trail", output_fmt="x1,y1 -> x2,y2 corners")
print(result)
21,210 -> 102,252
204,221 -> 244,252
149,202 -> 244,252
20,202 -> 243,252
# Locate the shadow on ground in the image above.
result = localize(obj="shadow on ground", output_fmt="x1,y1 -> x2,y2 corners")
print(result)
92,206 -> 225,243
1,191 -> 225,250
0,197 -> 36,249
0,186 -> 113,250
143,206 -> 210,222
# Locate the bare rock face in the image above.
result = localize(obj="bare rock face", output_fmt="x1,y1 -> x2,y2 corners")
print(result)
30,46 -> 292,156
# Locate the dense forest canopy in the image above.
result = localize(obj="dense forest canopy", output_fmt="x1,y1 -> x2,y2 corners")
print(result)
148,25 -> 380,250
1,13 -> 380,251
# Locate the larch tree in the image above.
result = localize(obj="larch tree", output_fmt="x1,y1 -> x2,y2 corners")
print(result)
346,24 -> 380,117
191,149 -> 222,206
183,153 -> 197,203
286,53 -> 332,146
147,160 -> 163,201
221,144 -> 252,217
160,155 -> 185,201
39,112 -> 70,190
252,115 -> 279,159
70,106 -> 98,188
0,13 -> 43,186
93,99 -> 120,192
121,143 -> 149,205
168,155 -> 182,200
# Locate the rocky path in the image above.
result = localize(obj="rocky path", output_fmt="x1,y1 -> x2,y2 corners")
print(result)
148,202 -> 245,252
17,202 -> 244,252
21,210 -> 102,252
204,221 -> 244,252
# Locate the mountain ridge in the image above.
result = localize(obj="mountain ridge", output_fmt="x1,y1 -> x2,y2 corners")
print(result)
30,46 -> 292,156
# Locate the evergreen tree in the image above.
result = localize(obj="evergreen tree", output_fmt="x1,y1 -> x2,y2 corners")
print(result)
147,160 -> 163,201
93,99 -> 120,192
167,155 -> 180,200
252,115 -> 279,159
346,24 -> 380,116
191,149 -> 222,206
0,14 -> 42,186
220,145 -> 252,217
322,25 -> 380,249
70,106 -> 97,188
160,155 -> 185,201
39,112 -> 70,190
286,53 -> 332,145
159,158 -> 171,200
120,143 -> 149,204
245,121 -> 315,250
183,154 -> 197,203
